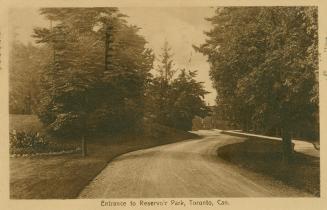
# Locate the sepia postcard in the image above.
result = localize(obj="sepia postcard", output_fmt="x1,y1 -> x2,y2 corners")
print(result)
0,0 -> 326,210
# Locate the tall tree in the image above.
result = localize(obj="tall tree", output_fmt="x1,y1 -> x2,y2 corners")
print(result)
169,69 -> 209,130
147,41 -> 208,130
156,40 -> 176,82
147,41 -> 176,126
196,7 -> 318,162
33,8 -> 154,155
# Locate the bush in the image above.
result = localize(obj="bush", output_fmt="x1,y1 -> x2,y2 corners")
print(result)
9,130 -> 78,155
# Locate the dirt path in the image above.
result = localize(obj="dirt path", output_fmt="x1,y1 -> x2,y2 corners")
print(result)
78,130 -> 311,198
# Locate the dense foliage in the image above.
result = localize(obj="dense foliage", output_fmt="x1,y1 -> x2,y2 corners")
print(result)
9,130 -> 78,155
147,41 -> 209,131
9,42 -> 51,114
10,8 -> 209,157
33,8 -> 154,136
197,7 -> 319,161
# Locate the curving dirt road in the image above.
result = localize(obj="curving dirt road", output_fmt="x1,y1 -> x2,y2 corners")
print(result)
78,130 -> 311,198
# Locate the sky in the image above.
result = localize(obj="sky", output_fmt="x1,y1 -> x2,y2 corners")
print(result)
10,7 -> 217,105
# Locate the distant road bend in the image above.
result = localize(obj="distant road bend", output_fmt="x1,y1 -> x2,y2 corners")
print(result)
79,130 -> 311,198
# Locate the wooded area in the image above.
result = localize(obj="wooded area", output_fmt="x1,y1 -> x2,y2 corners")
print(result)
8,6 -> 321,199
9,8 -> 209,155
9,7 -> 319,162
196,7 -> 319,162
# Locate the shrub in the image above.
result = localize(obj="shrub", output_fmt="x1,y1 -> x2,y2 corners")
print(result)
9,130 -> 78,155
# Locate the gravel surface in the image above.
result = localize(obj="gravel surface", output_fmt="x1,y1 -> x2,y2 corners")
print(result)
79,130 -> 311,198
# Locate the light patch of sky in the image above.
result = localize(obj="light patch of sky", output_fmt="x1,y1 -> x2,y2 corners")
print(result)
120,7 -> 216,105
10,7 -> 217,105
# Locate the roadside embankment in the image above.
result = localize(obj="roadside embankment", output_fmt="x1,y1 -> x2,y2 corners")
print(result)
219,130 -> 320,196
221,130 -> 319,157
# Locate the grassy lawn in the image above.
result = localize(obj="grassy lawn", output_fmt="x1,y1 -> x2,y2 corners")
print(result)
10,114 -> 44,133
10,133 -> 197,199
217,138 -> 320,196
10,115 -> 198,199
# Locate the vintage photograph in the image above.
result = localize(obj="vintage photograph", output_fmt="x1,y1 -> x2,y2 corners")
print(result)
8,6 -> 320,200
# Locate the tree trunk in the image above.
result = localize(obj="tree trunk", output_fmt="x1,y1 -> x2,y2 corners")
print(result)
81,135 -> 87,157
282,125 -> 293,164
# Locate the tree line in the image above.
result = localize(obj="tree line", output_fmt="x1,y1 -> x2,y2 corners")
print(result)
196,7 -> 319,162
10,7 -> 318,161
9,7 -> 209,154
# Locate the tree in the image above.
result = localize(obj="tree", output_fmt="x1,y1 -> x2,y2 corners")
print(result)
147,41 -> 208,130
146,41 -> 176,126
196,7 -> 318,162
9,41 -> 51,114
101,23 -> 154,133
156,40 -> 176,82
33,8 -> 154,155
169,69 -> 209,130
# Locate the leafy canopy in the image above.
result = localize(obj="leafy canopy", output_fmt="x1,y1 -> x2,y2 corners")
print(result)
196,7 -> 318,138
34,8 -> 154,136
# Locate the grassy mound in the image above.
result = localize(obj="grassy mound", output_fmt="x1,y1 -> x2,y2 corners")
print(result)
218,139 -> 320,196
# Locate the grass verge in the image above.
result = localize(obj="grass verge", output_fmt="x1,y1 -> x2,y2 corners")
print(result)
217,138 -> 320,196
10,115 -> 198,199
